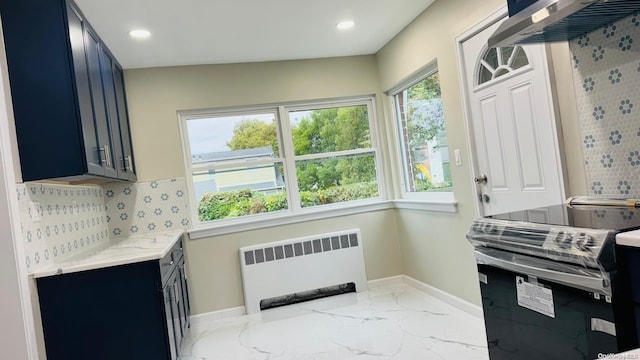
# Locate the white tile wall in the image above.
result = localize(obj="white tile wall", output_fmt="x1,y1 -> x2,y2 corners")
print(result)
104,178 -> 190,239
570,13 -> 640,197
16,178 -> 191,273
17,183 -> 109,273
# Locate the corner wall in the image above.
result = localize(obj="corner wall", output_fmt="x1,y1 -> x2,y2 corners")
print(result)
123,56 -> 404,314
376,0 -> 509,306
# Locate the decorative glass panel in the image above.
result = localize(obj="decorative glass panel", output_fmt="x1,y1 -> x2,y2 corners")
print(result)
477,46 -> 530,85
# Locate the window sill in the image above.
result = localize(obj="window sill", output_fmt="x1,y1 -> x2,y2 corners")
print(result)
392,199 -> 458,213
188,201 -> 395,239
188,198 -> 459,239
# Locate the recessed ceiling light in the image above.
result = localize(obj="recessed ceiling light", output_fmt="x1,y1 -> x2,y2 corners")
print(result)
336,20 -> 355,31
128,29 -> 151,39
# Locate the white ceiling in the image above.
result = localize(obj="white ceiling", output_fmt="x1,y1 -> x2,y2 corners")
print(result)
74,0 -> 436,69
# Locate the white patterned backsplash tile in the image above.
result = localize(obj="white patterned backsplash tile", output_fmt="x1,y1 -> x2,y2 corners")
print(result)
570,13 -> 640,197
104,178 -> 190,239
17,183 -> 109,273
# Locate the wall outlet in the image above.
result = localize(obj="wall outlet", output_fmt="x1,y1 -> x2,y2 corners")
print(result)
454,149 -> 462,166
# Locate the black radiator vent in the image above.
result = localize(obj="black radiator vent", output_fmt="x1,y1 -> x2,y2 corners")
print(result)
259,282 -> 356,311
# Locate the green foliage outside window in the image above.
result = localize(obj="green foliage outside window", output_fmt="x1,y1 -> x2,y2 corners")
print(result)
292,106 -> 375,191
198,181 -> 378,221
226,120 -> 279,156
400,72 -> 452,191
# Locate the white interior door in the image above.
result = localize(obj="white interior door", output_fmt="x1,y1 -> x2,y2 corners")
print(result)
458,13 -> 565,216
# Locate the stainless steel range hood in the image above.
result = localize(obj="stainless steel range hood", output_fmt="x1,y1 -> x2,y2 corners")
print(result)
488,0 -> 640,48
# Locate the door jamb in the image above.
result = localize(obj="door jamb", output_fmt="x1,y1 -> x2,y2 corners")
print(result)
455,6 -> 508,217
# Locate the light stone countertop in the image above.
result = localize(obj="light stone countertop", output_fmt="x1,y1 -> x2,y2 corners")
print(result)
616,229 -> 640,248
31,230 -> 184,278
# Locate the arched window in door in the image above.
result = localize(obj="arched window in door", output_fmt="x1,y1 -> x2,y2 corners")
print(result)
477,46 -> 530,86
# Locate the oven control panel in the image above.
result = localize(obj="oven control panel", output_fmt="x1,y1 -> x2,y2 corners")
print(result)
467,218 -> 613,269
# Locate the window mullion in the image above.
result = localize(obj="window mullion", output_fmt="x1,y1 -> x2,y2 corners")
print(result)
178,113 -> 201,224
278,106 -> 301,211
365,99 -> 386,200
393,95 -> 413,192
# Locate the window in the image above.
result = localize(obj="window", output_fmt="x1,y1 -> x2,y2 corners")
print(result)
180,98 -> 382,225
478,45 -> 529,85
391,65 -> 453,199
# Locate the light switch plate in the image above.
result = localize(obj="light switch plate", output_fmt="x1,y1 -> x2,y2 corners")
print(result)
454,149 -> 462,166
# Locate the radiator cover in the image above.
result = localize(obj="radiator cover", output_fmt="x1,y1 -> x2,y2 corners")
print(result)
239,229 -> 368,314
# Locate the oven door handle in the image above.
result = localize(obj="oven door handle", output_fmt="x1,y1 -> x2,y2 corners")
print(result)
475,248 -> 611,296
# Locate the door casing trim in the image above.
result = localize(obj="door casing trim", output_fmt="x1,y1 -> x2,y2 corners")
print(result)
454,6 -> 567,217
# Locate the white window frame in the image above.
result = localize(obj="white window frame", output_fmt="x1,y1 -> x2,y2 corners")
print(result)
178,96 -> 387,237
387,61 -> 456,205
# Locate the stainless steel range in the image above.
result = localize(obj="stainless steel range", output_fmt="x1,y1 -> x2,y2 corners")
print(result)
467,200 -> 640,359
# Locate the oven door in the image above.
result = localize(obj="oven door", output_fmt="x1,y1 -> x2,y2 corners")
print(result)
476,248 -> 618,360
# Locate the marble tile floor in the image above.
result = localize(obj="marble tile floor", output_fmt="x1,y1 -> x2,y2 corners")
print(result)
180,282 -> 489,360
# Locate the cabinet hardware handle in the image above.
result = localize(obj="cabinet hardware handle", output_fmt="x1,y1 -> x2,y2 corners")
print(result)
100,146 -> 107,165
125,155 -> 132,172
105,144 -> 112,168
170,260 -> 174,266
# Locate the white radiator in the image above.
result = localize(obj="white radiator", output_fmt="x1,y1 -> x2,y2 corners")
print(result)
239,229 -> 368,314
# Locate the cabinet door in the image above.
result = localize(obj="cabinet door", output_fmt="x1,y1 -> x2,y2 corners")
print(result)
113,63 -> 137,181
178,260 -> 190,333
174,262 -> 187,339
163,279 -> 178,360
67,3 -> 103,176
84,26 -> 118,178
99,50 -> 126,179
169,275 -> 182,357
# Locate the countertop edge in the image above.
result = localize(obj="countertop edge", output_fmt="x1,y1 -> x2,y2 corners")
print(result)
616,229 -> 640,248
31,230 -> 184,279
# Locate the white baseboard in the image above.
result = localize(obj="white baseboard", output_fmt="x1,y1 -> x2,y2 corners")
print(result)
190,306 -> 245,325
367,275 -> 405,288
190,275 -> 483,324
190,276 -> 406,323
402,275 -> 483,319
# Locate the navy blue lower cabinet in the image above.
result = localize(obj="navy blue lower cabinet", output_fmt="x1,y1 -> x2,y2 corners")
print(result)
37,256 -> 190,360
616,245 -> 640,349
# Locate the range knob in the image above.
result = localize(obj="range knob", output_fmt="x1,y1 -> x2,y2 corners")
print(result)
472,221 -> 484,232
575,233 -> 594,251
484,223 -> 499,235
554,231 -> 573,249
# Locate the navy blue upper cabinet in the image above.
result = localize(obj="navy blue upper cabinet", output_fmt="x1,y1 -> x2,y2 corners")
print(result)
0,0 -> 136,182
101,47 -> 137,181
113,62 -> 137,181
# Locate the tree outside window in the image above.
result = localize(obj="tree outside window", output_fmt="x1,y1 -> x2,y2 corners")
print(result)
395,71 -> 453,193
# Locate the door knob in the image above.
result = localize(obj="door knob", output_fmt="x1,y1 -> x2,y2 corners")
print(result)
474,174 -> 488,184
